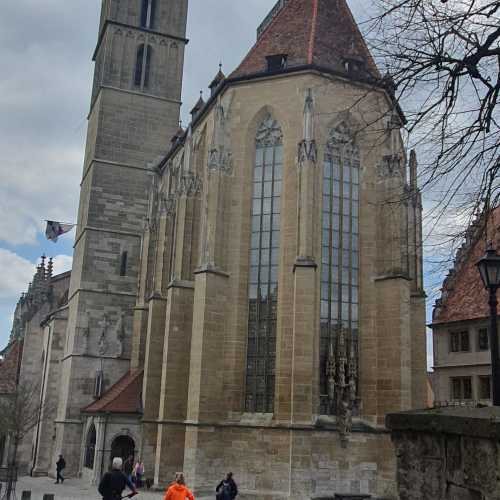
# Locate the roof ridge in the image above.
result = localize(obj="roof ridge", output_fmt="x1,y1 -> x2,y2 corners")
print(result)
231,0 -> 379,81
232,0 -> 305,77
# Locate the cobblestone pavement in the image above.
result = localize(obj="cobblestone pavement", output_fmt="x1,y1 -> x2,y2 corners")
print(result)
14,476 -> 164,500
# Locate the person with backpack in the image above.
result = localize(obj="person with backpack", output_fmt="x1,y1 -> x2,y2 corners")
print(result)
55,455 -> 66,484
216,472 -> 238,500
163,472 -> 195,500
98,457 -> 137,500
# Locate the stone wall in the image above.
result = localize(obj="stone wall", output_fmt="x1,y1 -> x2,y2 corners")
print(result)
178,423 -> 397,500
387,407 -> 500,500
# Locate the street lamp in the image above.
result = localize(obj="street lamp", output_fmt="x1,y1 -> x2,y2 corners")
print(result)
477,242 -> 500,405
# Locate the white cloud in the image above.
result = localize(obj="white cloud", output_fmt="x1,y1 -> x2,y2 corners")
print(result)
52,254 -> 73,276
0,249 -> 36,301
0,146 -> 81,245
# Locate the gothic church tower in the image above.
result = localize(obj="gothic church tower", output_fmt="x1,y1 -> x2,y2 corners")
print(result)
54,0 -> 188,475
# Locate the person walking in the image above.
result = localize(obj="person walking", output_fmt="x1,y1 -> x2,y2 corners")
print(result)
123,455 -> 134,484
216,472 -> 238,500
163,472 -> 195,500
55,455 -> 66,484
98,457 -> 137,500
133,459 -> 145,487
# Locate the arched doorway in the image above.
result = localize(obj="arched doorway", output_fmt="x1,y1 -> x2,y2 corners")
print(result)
110,435 -> 135,468
84,424 -> 96,469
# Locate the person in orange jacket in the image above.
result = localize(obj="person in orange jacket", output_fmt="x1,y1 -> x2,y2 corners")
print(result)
164,472 -> 195,500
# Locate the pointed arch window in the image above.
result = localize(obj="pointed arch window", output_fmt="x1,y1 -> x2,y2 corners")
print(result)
134,44 -> 153,89
320,123 -> 360,415
245,115 -> 283,413
84,424 -> 97,469
141,0 -> 157,29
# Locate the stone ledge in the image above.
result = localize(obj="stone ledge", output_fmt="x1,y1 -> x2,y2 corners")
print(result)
194,264 -> 230,278
386,406 -> 500,439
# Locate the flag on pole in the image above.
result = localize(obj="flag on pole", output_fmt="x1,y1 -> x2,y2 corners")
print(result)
45,221 -> 75,242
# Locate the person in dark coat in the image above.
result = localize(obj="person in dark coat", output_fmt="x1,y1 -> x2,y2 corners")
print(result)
216,472 -> 238,500
55,455 -> 66,484
98,457 -> 137,500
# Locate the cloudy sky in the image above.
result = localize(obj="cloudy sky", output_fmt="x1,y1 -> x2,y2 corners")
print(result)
1,0 -> 434,362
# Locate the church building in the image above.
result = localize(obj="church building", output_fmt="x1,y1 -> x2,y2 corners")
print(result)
9,1 -> 428,498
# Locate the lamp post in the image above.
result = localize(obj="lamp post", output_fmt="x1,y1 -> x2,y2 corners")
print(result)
476,243 -> 500,405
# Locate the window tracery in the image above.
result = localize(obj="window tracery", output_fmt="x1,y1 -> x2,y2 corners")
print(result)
245,115 -> 283,413
320,122 -> 360,431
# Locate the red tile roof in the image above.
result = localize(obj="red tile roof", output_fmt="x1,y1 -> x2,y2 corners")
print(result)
231,0 -> 379,79
83,370 -> 143,414
432,208 -> 500,325
0,341 -> 22,394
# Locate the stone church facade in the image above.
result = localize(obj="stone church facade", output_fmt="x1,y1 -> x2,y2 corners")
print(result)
7,1 -> 428,498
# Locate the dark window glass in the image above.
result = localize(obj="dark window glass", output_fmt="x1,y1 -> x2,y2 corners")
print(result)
450,332 -> 460,352
478,328 -> 489,351
134,44 -> 145,86
451,377 -> 473,400
463,377 -> 472,399
84,425 -> 97,469
451,378 -> 462,400
144,45 -> 152,88
149,0 -> 157,29
266,54 -> 288,72
246,115 -> 282,413
479,376 -> 491,400
320,122 -> 360,415
141,0 -> 156,28
120,251 -> 128,276
460,331 -> 470,352
94,370 -> 103,398
141,0 -> 149,27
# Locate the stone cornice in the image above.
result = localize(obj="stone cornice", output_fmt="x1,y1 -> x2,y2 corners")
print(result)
93,20 -> 188,62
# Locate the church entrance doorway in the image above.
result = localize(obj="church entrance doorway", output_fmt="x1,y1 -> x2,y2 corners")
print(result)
110,435 -> 135,467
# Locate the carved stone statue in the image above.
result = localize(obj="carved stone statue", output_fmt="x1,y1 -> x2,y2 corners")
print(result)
325,326 -> 358,447
81,312 -> 90,355
98,314 -> 109,356
115,312 -> 126,358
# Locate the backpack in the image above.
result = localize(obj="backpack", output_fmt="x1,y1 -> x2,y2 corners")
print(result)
98,471 -> 127,500
216,481 -> 232,500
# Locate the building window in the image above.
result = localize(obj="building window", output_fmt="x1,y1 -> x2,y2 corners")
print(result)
134,44 -> 145,86
134,44 -> 152,89
94,370 -> 104,399
478,328 -> 489,351
120,251 -> 128,276
84,424 -> 97,469
449,331 -> 470,352
245,115 -> 283,413
266,54 -> 288,72
479,376 -> 491,400
140,0 -> 156,29
320,122 -> 360,415
451,377 -> 472,400
144,46 -> 152,88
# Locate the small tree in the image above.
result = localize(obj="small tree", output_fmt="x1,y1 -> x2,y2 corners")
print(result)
0,382 -> 49,499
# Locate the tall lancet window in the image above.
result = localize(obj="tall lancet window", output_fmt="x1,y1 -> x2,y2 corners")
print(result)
320,123 -> 360,415
141,0 -> 157,29
134,44 -> 153,89
245,115 -> 283,413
